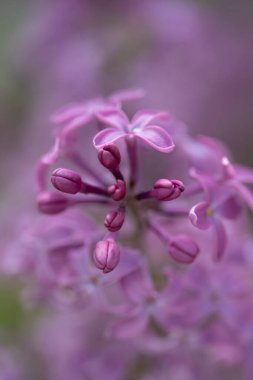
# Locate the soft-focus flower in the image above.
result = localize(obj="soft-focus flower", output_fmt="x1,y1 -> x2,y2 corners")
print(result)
189,169 -> 242,260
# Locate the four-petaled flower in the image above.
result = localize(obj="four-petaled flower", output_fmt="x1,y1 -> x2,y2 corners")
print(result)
93,109 -> 175,153
189,169 -> 242,260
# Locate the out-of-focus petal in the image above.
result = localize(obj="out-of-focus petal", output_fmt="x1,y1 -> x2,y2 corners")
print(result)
109,315 -> 147,339
120,268 -> 154,304
134,125 -> 174,153
189,168 -> 217,203
60,113 -> 93,142
36,139 -> 61,191
235,164 -> 253,184
212,218 -> 227,261
50,103 -> 86,124
109,88 -> 145,104
132,110 -> 169,129
217,196 -> 242,220
231,182 -> 253,211
197,135 -> 228,158
96,109 -> 129,130
189,201 -> 213,230
93,128 -> 126,149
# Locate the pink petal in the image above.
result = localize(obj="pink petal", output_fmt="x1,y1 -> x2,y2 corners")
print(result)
96,109 -> 129,130
132,110 -> 169,129
212,218 -> 227,261
120,268 -> 154,304
36,139 -> 61,191
109,88 -> 145,104
134,125 -> 174,153
217,196 -> 242,220
93,128 -> 126,149
189,168 -> 216,203
50,103 -> 86,124
110,315 -> 147,339
60,113 -> 93,142
235,164 -> 253,184
189,201 -> 213,230
231,182 -> 253,211
197,135 -> 228,158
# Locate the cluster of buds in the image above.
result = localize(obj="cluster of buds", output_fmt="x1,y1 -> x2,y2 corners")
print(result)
38,142 -> 187,273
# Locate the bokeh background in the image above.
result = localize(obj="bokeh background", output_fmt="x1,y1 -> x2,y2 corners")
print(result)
0,0 -> 253,378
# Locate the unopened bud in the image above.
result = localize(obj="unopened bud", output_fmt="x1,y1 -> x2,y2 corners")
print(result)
104,208 -> 125,232
51,168 -> 82,194
108,180 -> 126,201
37,192 -> 68,214
152,179 -> 184,201
93,238 -> 120,273
169,234 -> 199,264
98,144 -> 121,170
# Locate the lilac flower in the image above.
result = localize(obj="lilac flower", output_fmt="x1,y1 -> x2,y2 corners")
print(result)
93,109 -> 175,153
4,86 -> 253,380
32,90 -> 253,281
108,268 -> 169,340
189,169 -> 242,260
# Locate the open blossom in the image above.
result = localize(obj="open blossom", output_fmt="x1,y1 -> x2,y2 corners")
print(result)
94,109 -> 174,153
189,168 -> 242,260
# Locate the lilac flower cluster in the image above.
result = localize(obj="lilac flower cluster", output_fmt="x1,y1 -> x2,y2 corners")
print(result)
1,1 -> 253,378
34,89 -> 253,273
5,89 -> 253,378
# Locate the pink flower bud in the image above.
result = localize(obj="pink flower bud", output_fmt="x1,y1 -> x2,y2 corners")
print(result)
98,144 -> 121,170
104,208 -> 125,232
93,238 -> 120,273
152,179 -> 184,201
168,234 -> 200,264
108,180 -> 126,201
37,192 -> 69,214
51,168 -> 82,194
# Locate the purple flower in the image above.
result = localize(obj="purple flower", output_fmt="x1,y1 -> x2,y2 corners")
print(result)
189,169 -> 242,260
108,268 -> 170,340
93,109 -> 175,153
